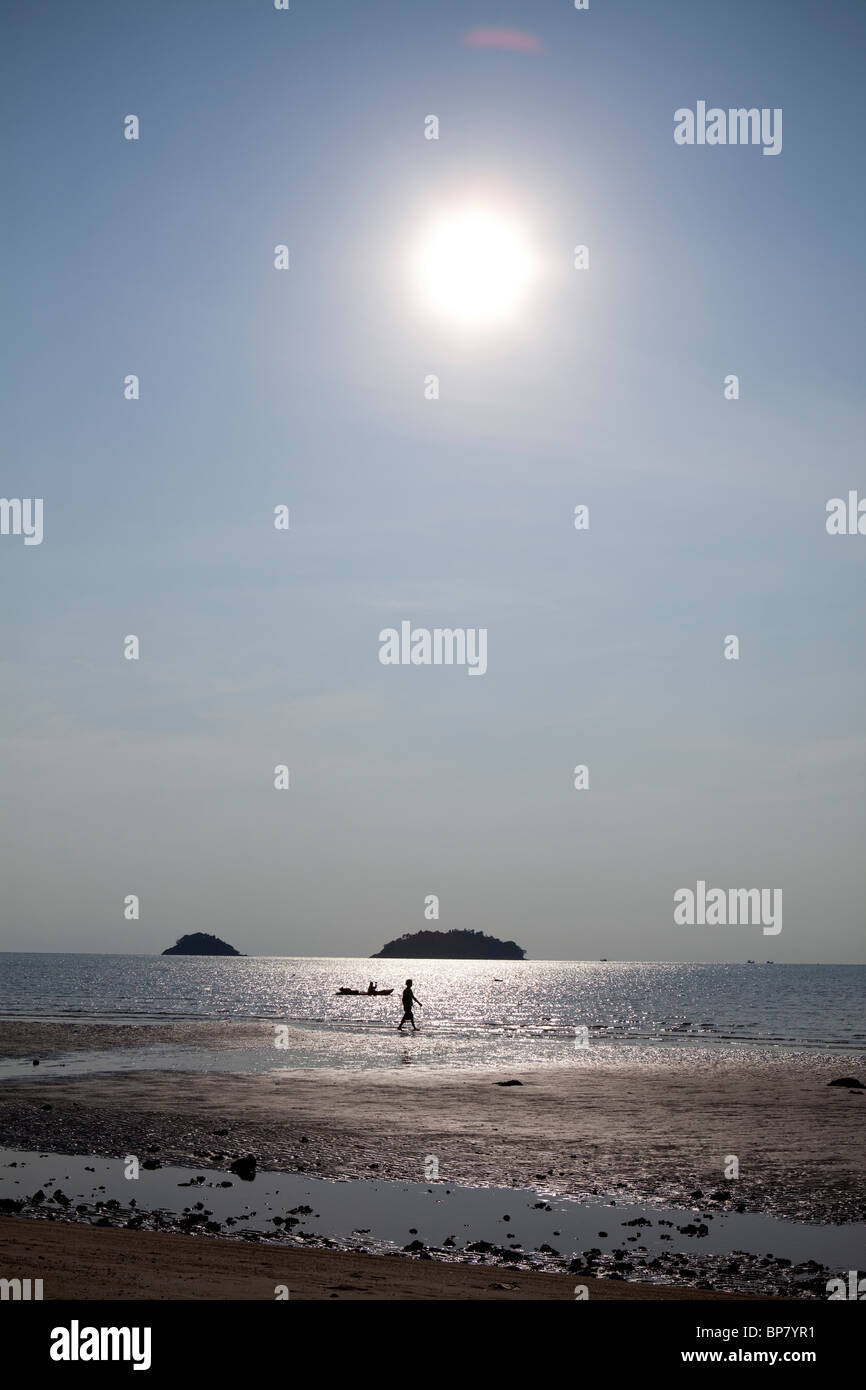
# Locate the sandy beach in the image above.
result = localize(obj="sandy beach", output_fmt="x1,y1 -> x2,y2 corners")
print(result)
1,1021 -> 862,1301
0,1214 -> 769,1301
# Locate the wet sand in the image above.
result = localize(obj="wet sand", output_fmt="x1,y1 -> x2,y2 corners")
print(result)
0,1215 -> 772,1300
0,1020 -> 270,1056
1,1022 -> 863,1223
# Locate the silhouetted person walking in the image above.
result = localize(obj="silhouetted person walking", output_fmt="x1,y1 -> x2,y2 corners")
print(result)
397,979 -> 422,1031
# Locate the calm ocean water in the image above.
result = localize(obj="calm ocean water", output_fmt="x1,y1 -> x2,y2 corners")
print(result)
0,956 -> 863,1071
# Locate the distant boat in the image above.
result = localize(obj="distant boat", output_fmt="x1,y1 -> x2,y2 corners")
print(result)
337,987 -> 393,996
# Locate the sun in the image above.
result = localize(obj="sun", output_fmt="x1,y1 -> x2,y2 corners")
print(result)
413,205 -> 537,326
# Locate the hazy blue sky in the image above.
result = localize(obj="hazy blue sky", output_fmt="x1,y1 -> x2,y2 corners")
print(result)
1,0 -> 864,961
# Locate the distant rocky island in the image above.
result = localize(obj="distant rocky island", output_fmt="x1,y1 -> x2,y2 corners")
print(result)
372,929 -> 526,960
162,932 -> 242,957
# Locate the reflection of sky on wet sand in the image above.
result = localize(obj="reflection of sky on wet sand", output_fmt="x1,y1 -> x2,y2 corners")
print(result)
0,1033 -> 860,1080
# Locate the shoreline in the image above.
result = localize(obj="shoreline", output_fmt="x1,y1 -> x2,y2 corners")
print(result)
0,1015 -> 862,1057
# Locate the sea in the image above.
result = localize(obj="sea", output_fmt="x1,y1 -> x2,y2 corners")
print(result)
0,954 -> 863,1073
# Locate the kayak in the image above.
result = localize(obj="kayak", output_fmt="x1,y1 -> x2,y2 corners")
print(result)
336,987 -> 394,996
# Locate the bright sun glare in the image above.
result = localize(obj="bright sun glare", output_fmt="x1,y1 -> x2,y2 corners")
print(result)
415,206 -> 536,326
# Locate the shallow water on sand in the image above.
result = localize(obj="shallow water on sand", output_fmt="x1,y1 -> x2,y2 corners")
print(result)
0,1029 -> 860,1080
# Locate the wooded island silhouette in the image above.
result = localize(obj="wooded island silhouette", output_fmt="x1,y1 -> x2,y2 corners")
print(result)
371,929 -> 526,960
162,932 -> 243,956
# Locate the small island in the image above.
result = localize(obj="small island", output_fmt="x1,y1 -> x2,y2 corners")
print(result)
162,932 -> 243,957
371,929 -> 526,960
